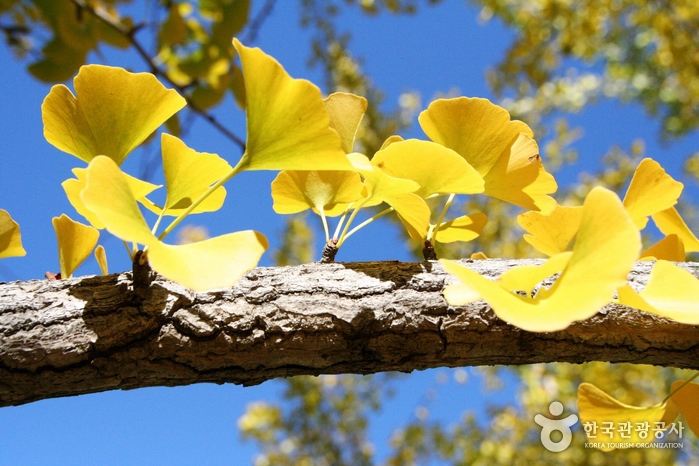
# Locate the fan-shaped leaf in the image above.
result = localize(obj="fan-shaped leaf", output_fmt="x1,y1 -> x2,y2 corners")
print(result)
578,382 -> 679,451
371,139 -> 484,198
233,39 -> 351,171
0,209 -> 26,259
617,260 -> 699,324
441,187 -> 640,332
271,170 -> 363,216
43,65 -> 186,165
518,205 -> 584,256
52,214 -> 99,278
623,158 -> 684,230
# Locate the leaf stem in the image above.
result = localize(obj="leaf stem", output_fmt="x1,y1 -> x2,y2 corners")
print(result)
158,161 -> 245,241
427,193 -> 456,242
319,207 -> 330,242
151,208 -> 166,236
333,202 -> 354,240
342,206 -> 395,242
336,198 -> 370,248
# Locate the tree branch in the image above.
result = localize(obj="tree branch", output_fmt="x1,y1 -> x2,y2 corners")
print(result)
71,0 -> 247,151
1,259 -> 698,407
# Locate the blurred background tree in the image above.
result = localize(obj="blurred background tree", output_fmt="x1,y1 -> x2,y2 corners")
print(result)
2,0 -> 698,463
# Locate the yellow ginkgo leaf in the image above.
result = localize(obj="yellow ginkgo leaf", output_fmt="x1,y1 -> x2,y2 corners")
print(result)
434,213 -> 488,243
233,39 -> 352,172
622,158 -> 684,230
371,139 -> 484,198
471,252 -> 488,260
64,167 -> 161,229
42,64 -> 186,165
419,98 -> 556,213
148,230 -> 268,291
81,157 -> 156,246
652,207 -> 699,253
81,156 -> 268,291
669,381 -> 699,437
0,209 -> 26,259
518,205 -> 585,256
617,260 -> 699,324
323,92 -> 367,153
52,214 -> 100,278
482,134 -> 558,213
95,245 -> 108,276
157,133 -> 230,215
640,234 -> 685,261
498,251 -> 573,294
348,152 -> 431,240
577,382 -> 679,451
271,170 -> 363,216
441,187 -> 640,332
379,135 -> 404,151
419,97 -> 533,176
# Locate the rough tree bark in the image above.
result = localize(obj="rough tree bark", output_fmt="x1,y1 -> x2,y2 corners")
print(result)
1,259 -> 698,407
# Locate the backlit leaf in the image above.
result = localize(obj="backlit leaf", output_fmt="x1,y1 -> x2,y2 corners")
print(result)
669,381 -> 699,437
271,170 -> 363,216
577,382 -> 679,451
95,245 -> 108,276
617,260 -> 699,324
233,39 -> 352,171
347,152 -> 430,240
81,156 -> 267,291
158,133 -> 230,215
0,209 -> 26,259
518,205 -> 584,256
498,252 -> 573,293
482,133 -> 558,213
419,97 -> 533,176
323,92 -> 367,153
434,213 -> 488,243
652,207 -> 699,253
371,139 -> 484,198
64,167 -> 161,230
622,158 -> 684,229
43,65 -> 186,165
419,98 -> 556,212
640,234 -> 685,261
148,230 -> 268,291
52,214 -> 99,278
81,157 -> 156,246
441,187 -> 640,332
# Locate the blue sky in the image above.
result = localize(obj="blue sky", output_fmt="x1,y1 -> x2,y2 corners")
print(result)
1,1 -> 697,464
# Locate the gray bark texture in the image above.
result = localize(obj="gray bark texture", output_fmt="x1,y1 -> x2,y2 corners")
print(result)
1,259 -> 698,407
